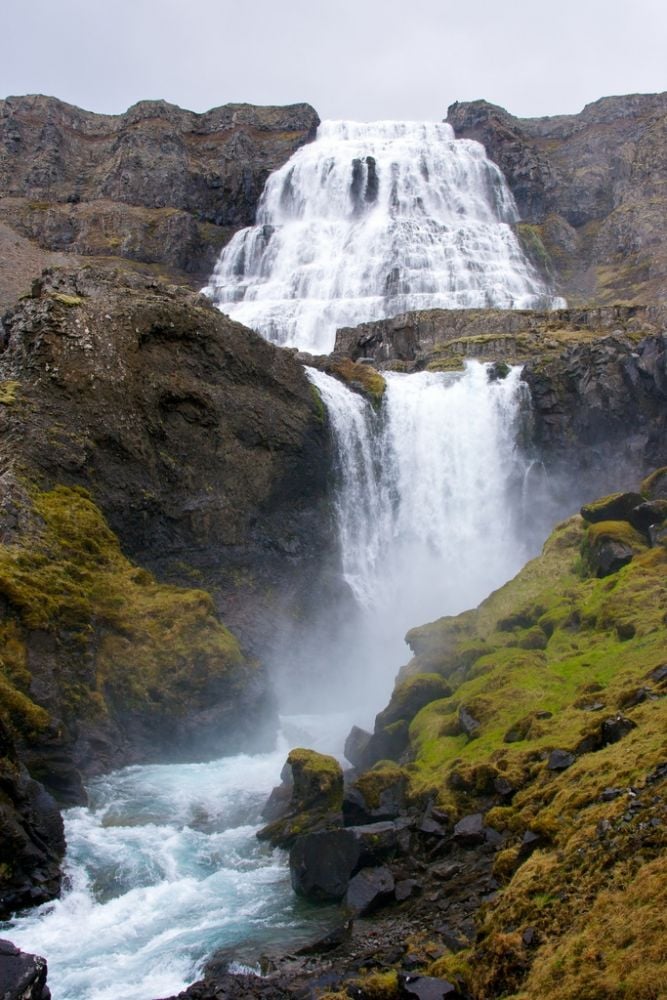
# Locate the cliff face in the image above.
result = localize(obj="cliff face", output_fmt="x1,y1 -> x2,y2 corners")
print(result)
0,265 -> 336,912
0,266 -> 334,658
334,306 -> 667,489
446,93 -> 667,305
0,96 -> 319,309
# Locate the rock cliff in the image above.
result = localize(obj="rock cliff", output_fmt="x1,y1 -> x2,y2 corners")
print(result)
0,265 -> 335,912
334,306 -> 667,490
446,94 -> 667,305
0,96 -> 319,309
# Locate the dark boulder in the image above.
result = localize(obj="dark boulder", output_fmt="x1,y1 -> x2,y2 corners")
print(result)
547,749 -> 576,771
580,492 -> 646,524
452,813 -> 485,846
344,865 -> 395,915
289,819 -> 411,901
289,828 -> 360,901
344,725 -> 372,769
0,940 -> 49,1000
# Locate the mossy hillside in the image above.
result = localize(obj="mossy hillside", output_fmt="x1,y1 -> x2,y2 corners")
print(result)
405,517 -> 665,807
0,485 -> 249,742
368,490 -> 667,999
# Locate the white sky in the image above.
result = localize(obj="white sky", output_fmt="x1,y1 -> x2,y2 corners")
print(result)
3,0 -> 666,121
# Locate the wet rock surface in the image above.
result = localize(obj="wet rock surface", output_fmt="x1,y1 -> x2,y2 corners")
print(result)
0,940 -> 50,1000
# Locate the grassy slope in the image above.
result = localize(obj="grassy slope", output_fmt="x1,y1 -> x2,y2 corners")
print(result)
393,499 -> 666,998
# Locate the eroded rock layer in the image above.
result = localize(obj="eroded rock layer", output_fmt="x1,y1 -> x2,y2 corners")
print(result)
0,96 -> 319,308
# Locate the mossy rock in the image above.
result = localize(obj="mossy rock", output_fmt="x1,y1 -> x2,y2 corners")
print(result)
257,748 -> 343,848
583,519 -> 648,577
580,491 -> 644,524
376,673 -> 452,730
0,485 -> 250,752
284,747 -> 343,812
326,357 -> 386,406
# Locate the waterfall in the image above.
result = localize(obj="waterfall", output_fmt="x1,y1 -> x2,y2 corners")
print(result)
206,120 -> 564,353
305,361 -> 534,712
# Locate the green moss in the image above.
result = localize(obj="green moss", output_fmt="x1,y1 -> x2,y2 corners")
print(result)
309,383 -> 326,424
327,358 -> 386,407
0,486 -> 247,733
359,480 -> 666,999
51,293 -> 84,307
354,762 -> 407,809
0,381 -> 20,406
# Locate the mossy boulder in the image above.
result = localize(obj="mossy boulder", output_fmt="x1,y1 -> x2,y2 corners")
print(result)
580,491 -> 645,524
343,762 -> 408,825
583,519 -> 648,577
257,748 -> 343,848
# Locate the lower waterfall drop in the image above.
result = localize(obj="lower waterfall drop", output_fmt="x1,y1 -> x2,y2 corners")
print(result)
306,360 -> 534,712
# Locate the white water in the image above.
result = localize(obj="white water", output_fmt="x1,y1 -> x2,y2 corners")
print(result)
4,716 -> 347,1000
206,120 -> 564,353
305,361 -> 534,711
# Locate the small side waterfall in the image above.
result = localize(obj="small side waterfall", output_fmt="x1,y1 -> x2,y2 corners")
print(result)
306,361 -> 535,711
206,120 -> 565,353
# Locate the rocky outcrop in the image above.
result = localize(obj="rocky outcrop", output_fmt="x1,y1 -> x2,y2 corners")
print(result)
446,94 -> 667,305
0,96 -> 319,309
0,265 -> 338,798
0,267 -> 334,658
0,720 -> 64,918
0,940 -> 49,999
523,329 -> 667,479
334,307 -> 667,489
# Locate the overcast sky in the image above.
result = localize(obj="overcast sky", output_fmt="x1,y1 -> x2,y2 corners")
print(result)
3,0 -> 666,121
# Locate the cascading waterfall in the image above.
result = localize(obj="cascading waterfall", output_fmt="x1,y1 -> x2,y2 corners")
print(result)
306,361 -> 534,712
7,121 -> 563,1000
206,120 -> 564,353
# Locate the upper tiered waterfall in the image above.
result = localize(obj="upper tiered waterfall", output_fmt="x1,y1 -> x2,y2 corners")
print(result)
206,120 -> 563,353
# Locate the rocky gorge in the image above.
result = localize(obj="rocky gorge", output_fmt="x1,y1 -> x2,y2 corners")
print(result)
0,90 -> 665,1000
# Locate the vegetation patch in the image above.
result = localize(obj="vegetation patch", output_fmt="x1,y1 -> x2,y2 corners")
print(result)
0,485 -> 248,741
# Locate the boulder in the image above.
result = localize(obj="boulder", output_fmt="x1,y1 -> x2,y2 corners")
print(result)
344,725 -> 372,768
452,813 -> 485,846
0,940 -> 49,1000
580,492 -> 646,524
289,819 -> 411,901
257,748 -> 343,848
584,520 -> 647,577
342,763 -> 407,825
290,828 -> 360,901
344,865 -> 395,915
547,749 -> 576,771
